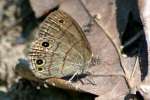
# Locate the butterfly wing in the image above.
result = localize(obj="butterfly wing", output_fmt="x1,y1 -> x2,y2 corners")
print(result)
28,10 -> 92,79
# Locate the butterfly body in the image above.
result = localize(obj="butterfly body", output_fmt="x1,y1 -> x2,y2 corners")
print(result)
28,10 -> 92,79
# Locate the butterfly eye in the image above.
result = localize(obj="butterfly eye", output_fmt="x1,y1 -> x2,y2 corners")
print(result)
42,42 -> 49,47
36,59 -> 44,65
59,19 -> 64,23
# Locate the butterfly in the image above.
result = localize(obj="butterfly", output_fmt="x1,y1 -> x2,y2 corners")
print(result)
27,10 -> 92,80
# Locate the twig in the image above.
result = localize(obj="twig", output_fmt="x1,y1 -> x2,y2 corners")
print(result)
122,30 -> 143,49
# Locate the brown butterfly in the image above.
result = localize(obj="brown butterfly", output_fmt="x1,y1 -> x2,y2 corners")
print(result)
27,10 -> 92,80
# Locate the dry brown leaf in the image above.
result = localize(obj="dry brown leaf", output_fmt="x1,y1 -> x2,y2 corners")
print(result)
59,0 -> 143,99
29,0 -> 60,17
14,0 -> 148,99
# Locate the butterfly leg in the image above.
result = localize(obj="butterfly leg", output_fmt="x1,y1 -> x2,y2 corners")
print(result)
68,71 -> 79,82
83,71 -> 96,85
85,76 -> 96,85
